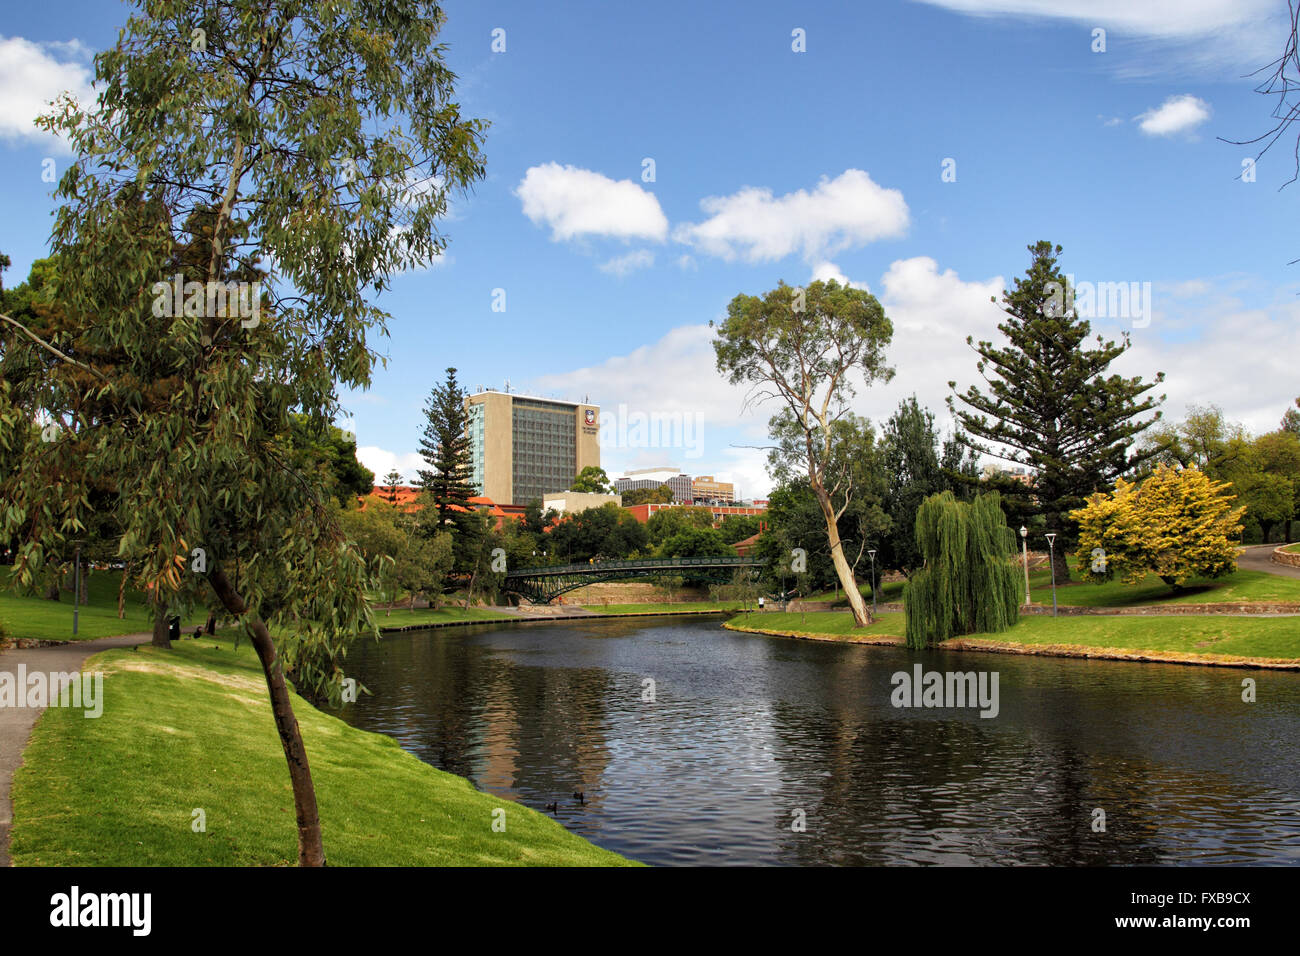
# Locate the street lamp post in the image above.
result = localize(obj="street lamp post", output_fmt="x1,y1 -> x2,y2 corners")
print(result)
72,542 -> 81,636
1019,526 -> 1030,607
1044,533 -> 1058,617
867,549 -> 878,615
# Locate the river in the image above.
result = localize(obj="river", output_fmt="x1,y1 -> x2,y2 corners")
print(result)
336,614 -> 1300,866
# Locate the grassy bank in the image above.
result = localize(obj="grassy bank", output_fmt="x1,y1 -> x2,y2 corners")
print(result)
1024,563 -> 1300,607
10,636 -> 633,866
374,605 -> 515,628
0,567 -> 206,642
576,601 -> 741,615
728,610 -> 1300,664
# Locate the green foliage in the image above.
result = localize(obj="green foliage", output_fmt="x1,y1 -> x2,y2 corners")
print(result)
879,395 -> 975,573
1144,403 -> 1300,541
717,514 -> 761,544
381,470 -> 403,503
620,484 -> 674,505
546,502 -> 648,563
1071,465 -> 1244,588
949,241 -> 1165,573
287,414 -> 374,507
417,367 -> 477,528
569,465 -> 612,494
904,492 -> 1021,648
645,505 -> 716,545
1282,398 -> 1300,437
0,0 -> 486,702
657,526 -> 735,558
713,278 -> 894,626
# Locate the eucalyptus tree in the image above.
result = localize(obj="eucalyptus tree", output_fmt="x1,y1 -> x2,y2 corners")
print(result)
714,279 -> 893,626
0,0 -> 485,866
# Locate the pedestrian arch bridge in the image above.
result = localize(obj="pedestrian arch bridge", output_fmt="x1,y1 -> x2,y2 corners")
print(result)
503,555 -> 765,605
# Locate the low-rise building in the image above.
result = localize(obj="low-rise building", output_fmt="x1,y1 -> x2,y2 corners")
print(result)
542,491 -> 622,514
691,475 -> 734,503
623,501 -> 767,525
614,467 -> 693,502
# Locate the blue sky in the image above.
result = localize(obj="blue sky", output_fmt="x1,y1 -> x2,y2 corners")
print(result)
2,0 -> 1298,498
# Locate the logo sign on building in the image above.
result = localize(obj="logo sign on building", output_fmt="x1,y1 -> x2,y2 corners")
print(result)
585,409 -> 596,426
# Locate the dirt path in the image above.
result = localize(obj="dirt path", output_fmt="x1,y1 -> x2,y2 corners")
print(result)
0,633 -> 149,866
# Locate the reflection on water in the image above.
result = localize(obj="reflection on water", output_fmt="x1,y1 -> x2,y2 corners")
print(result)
336,616 -> 1300,866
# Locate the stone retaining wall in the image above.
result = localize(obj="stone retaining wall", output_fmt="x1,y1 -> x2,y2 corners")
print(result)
750,600 -> 1299,617
560,581 -> 711,605
1273,545 -> 1300,569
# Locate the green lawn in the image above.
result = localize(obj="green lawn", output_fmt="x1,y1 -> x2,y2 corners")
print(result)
0,567 -> 204,642
582,601 -> 742,615
731,610 -> 1300,662
793,556 -> 1300,610
374,605 -> 515,628
1025,560 -> 1300,607
10,636 -> 633,866
804,580 -> 906,604
1282,543 -> 1300,554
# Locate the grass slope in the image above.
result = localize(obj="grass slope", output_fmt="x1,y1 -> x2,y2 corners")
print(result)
373,605 -> 515,627
734,610 -> 1300,661
1025,562 -> 1300,607
10,637 -> 633,866
0,568 -> 205,642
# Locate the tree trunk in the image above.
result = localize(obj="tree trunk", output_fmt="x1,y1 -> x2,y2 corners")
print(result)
118,567 -> 127,619
151,600 -> 171,649
78,562 -> 88,605
204,612 -> 216,635
814,487 -> 872,627
209,568 -> 326,867
44,572 -> 60,601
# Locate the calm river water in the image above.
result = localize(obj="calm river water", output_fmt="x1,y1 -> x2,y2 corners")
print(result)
336,615 -> 1300,866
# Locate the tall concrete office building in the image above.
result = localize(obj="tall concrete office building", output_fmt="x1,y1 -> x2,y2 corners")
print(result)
465,389 -> 601,506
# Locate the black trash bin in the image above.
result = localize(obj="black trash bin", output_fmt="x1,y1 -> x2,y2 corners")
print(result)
168,617 -> 181,642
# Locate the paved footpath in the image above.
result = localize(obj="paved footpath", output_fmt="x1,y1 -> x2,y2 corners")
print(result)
1237,543 -> 1300,580
0,633 -> 148,866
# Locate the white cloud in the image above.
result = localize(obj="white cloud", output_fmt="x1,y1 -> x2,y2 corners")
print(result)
675,254 -> 698,271
868,257 -> 1007,436
599,249 -> 654,276
516,162 -> 669,242
1116,288 -> 1300,437
0,35 -> 96,152
910,0 -> 1275,38
910,1 -> 1280,74
811,261 -> 870,291
356,446 -> 425,484
674,169 -> 909,264
1136,94 -> 1211,136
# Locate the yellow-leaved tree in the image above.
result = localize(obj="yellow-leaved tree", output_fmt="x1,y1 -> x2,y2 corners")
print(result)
1072,464 -> 1244,587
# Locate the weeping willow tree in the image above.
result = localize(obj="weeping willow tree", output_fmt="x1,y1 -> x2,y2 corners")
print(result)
904,491 -> 1021,648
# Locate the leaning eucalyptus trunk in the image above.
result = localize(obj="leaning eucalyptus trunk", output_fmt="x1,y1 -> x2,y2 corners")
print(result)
151,595 -> 171,648
209,568 -> 326,867
814,487 -> 872,627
